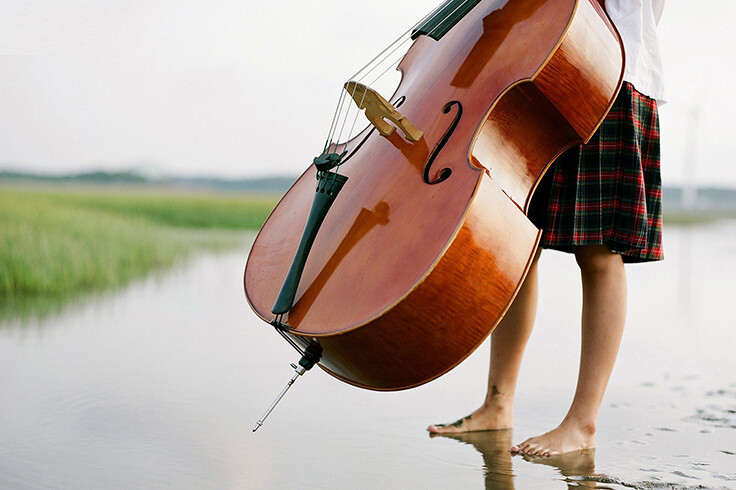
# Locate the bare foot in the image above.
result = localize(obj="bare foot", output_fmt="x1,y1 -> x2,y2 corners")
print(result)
510,420 -> 595,456
427,404 -> 513,435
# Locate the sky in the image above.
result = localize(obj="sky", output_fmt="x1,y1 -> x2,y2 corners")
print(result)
0,0 -> 734,187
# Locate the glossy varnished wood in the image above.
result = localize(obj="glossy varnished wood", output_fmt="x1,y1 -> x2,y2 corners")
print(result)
315,175 -> 540,389
533,0 -> 624,142
244,0 -> 623,390
472,81 -> 579,211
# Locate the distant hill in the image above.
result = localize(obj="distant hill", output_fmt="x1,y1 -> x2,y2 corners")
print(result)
662,186 -> 736,211
3,169 -> 736,213
0,170 -> 297,194
0,170 -> 149,184
167,175 -> 297,193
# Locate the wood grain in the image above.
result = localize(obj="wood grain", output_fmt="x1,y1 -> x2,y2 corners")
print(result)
244,0 -> 624,390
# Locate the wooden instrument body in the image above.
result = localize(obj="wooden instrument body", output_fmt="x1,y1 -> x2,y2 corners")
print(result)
244,0 -> 624,390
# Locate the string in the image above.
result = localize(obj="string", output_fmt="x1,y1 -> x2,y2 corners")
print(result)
325,33 -> 413,154
324,0 -> 477,162
325,32 -> 412,156
349,26 -> 416,81
324,29 -> 414,153
325,3 -> 450,152
344,0 -> 450,82
324,2 -> 451,150
333,84 -> 361,156
323,91 -> 348,154
426,0 -> 475,38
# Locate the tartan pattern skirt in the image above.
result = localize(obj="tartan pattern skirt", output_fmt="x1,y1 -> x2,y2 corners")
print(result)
529,82 -> 664,263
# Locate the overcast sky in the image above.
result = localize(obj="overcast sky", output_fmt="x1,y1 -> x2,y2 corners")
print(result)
1,1 -> 734,187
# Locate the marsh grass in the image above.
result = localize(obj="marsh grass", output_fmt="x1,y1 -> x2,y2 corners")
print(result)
0,184 -> 277,320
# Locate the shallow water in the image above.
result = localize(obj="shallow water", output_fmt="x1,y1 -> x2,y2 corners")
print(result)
0,222 -> 734,489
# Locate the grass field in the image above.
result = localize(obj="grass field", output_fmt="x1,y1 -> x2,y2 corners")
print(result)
0,184 -> 278,318
1,181 -> 727,322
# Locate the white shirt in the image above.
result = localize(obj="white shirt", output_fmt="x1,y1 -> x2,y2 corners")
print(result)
604,0 -> 666,102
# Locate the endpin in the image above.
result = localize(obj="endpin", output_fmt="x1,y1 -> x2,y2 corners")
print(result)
252,343 -> 322,432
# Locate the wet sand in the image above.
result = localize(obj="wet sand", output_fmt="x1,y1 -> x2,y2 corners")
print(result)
0,222 -> 734,488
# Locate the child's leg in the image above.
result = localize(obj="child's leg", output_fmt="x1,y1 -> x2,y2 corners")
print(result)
427,248 -> 542,434
512,244 -> 626,455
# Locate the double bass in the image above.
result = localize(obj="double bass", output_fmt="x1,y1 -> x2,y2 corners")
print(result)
245,0 -> 624,430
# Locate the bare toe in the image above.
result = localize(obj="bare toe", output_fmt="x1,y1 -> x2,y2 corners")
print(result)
427,415 -> 472,434
511,422 -> 595,457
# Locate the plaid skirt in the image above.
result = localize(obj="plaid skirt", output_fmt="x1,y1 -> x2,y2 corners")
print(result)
529,82 -> 664,263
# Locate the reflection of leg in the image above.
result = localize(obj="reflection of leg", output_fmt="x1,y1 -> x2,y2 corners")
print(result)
428,249 -> 541,434
434,430 -> 515,490
513,245 -> 626,456
523,448 -> 597,488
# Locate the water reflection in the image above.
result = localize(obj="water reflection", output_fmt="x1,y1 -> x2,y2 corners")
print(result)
0,294 -> 71,325
1,223 -> 735,488
521,449 -> 598,489
432,430 -> 515,489
434,431 -> 606,489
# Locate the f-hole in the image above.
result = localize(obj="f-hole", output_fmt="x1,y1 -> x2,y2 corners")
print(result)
423,101 -> 462,185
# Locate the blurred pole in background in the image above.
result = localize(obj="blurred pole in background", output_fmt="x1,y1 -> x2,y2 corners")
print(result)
682,106 -> 700,210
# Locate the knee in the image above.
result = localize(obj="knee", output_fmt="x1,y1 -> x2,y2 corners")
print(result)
574,245 -> 623,278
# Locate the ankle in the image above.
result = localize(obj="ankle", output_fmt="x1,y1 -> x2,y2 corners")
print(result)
562,414 -> 597,436
481,393 -> 514,414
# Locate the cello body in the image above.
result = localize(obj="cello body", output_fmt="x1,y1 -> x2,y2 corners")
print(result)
244,0 -> 624,390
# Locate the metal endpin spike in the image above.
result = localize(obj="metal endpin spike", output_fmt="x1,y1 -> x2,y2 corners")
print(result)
252,363 -> 307,432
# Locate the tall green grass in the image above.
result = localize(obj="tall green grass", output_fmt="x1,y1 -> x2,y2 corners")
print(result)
0,185 -> 277,311
4,185 -> 278,230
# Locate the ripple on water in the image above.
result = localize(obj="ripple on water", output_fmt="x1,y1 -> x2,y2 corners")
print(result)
571,474 -> 728,490
671,470 -> 698,479
686,407 -> 736,429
